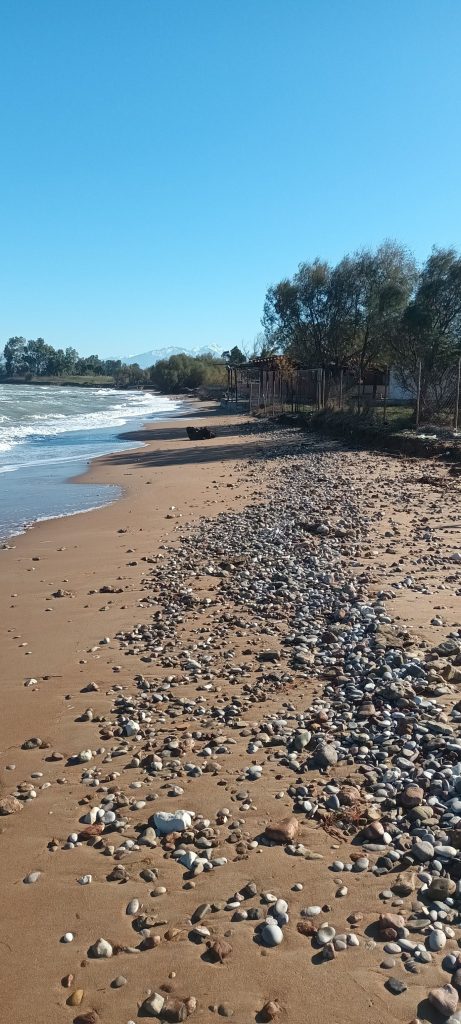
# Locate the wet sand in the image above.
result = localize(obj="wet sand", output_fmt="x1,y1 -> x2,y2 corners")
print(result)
0,408 -> 460,1024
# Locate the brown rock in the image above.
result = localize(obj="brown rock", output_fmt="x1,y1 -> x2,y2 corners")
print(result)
379,913 -> 405,933
401,784 -> 424,809
427,876 -> 456,900
297,920 -> 316,937
78,823 -> 105,839
347,912 -> 363,925
260,1001 -> 281,1021
74,1013 -> 99,1024
206,939 -> 232,963
391,872 -> 416,896
264,816 -> 299,843
165,928 -> 187,942
0,796 -> 22,815
160,997 -> 197,1022
428,984 -> 458,1017
67,991 -> 84,1007
338,785 -> 361,805
365,820 -> 384,840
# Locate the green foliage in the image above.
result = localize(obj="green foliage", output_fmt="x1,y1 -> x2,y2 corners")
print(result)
262,241 -> 416,373
393,247 -> 461,396
222,345 -> 246,364
0,338 -> 140,387
149,353 -> 226,392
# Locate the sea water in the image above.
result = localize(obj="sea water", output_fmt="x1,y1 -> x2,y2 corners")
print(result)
0,383 -> 181,539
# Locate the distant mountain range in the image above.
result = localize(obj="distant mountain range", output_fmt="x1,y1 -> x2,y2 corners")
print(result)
122,345 -> 223,368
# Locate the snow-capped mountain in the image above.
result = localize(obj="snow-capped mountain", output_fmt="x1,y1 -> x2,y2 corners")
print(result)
121,344 -> 223,368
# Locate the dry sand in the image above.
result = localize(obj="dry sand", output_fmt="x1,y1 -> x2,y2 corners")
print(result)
0,408 -> 460,1024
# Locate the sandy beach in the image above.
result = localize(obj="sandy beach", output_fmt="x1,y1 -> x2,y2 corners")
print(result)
1,407 -> 461,1024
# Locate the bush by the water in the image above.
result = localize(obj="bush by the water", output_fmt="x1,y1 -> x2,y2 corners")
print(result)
149,352 -> 226,392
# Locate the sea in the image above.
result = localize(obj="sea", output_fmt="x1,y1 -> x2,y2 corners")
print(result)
0,383 -> 182,540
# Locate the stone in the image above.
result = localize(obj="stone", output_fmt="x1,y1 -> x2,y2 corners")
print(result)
260,1001 -> 281,1021
141,993 -> 165,1017
401,784 -> 424,808
264,816 -> 299,843
312,741 -> 337,767
261,923 -> 284,946
206,939 -> 232,962
379,913 -> 405,933
428,877 -> 456,900
89,937 -> 113,958
191,903 -> 211,923
152,810 -> 192,834
0,796 -> 22,815
391,872 -> 415,896
23,871 -> 41,884
429,985 -> 458,1017
386,978 -> 407,995
67,990 -> 84,1006
413,841 -> 434,862
428,930 -> 447,952
317,925 -> 336,945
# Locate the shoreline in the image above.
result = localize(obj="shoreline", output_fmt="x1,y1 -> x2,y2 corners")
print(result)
0,394 -> 200,547
0,411 -> 460,1023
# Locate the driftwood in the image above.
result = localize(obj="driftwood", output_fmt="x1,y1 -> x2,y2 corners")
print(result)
186,426 -> 216,440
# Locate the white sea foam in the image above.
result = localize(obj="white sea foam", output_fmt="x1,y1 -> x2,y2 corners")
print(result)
0,385 -> 180,462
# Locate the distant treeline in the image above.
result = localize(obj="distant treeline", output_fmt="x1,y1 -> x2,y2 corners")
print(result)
0,337 -> 235,391
262,242 -> 461,393
0,337 -> 148,386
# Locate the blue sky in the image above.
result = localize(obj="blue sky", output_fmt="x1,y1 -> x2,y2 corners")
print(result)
1,0 -> 460,358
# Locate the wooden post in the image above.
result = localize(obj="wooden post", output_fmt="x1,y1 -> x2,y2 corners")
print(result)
454,356 -> 461,431
383,365 -> 388,424
415,359 -> 422,428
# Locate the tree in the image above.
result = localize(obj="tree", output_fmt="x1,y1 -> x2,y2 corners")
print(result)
149,353 -> 226,392
75,354 -> 104,375
222,346 -> 246,364
262,279 -> 300,353
262,242 -> 416,373
337,241 -> 416,376
23,338 -> 55,375
3,336 -> 27,375
393,246 -> 461,398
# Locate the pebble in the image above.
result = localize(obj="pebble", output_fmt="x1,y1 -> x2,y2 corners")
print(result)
7,423 -> 461,1024
261,923 -> 284,947
386,978 -> 407,995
